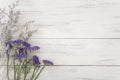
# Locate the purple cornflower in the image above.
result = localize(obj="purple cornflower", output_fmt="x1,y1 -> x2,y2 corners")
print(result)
43,60 -> 54,66
14,53 -> 26,61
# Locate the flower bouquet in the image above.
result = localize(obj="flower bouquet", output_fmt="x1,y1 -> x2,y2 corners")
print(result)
6,39 -> 53,80
0,0 -> 54,80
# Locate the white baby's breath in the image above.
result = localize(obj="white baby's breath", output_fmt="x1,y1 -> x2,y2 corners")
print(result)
0,0 -> 36,56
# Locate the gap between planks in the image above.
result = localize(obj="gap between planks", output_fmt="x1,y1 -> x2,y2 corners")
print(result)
30,38 -> 120,39
1,65 -> 120,67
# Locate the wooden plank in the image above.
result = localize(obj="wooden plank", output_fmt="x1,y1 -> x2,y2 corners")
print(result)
1,39 -> 120,65
21,39 -> 120,65
1,0 -> 120,80
37,66 -> 120,80
1,0 -> 120,38
14,0 -> 120,38
1,66 -> 120,80
0,0 -> 120,65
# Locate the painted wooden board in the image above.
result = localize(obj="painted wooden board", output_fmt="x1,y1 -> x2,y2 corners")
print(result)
37,66 -> 120,80
16,0 -> 120,38
0,0 -> 120,80
29,39 -> 120,65
1,0 -> 120,38
1,39 -> 120,66
1,66 -> 120,80
0,0 -> 120,65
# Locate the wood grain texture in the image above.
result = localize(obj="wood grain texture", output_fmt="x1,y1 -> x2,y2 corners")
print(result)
37,66 -> 120,80
28,39 -> 120,65
17,0 -> 120,38
0,0 -> 120,80
1,66 -> 120,80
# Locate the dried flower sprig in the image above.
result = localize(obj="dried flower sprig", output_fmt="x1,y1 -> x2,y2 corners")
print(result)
0,0 -> 37,57
6,39 -> 54,80
0,0 -> 54,80
0,1 -> 38,78
0,1 -> 38,79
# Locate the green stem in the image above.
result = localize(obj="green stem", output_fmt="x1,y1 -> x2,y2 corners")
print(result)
23,64 -> 27,80
24,69 -> 28,80
14,57 -> 16,80
7,55 -> 9,80
30,67 -> 37,80
16,63 -> 21,80
34,66 -> 46,80
24,73 -> 27,80
17,62 -> 25,80
24,52 -> 28,80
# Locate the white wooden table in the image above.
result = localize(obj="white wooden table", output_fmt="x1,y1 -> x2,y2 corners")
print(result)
1,0 -> 120,80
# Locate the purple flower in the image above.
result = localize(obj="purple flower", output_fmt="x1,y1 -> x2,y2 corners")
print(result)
6,42 -> 13,48
43,60 -> 54,66
14,53 -> 26,61
6,39 -> 23,48
16,47 -> 24,53
22,42 -> 31,47
29,55 -> 41,67
32,46 -> 40,50
7,39 -> 31,48
25,46 -> 40,51
33,55 -> 41,66
5,50 -> 9,54
11,39 -> 23,44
